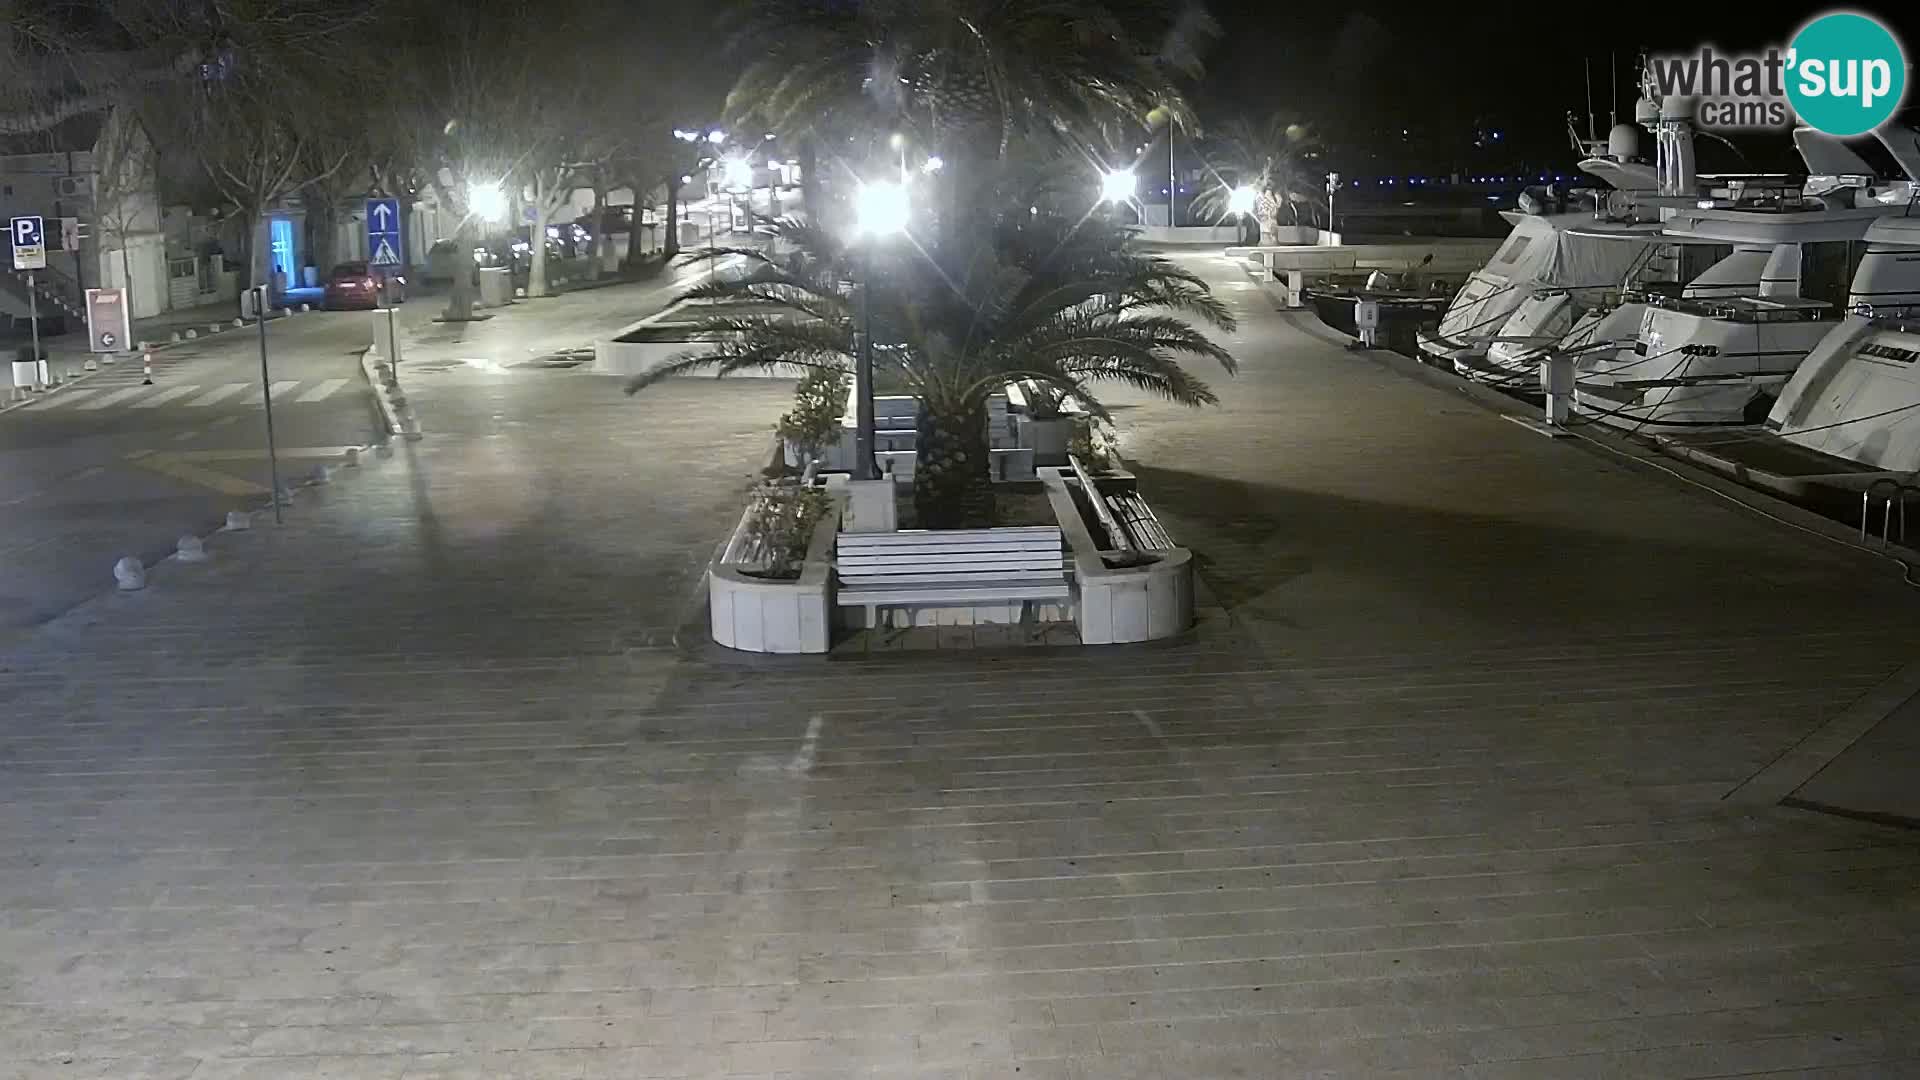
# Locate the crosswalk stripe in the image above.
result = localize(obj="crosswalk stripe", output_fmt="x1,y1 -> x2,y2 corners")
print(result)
295,378 -> 349,403
187,384 -> 248,407
21,389 -> 100,410
261,380 -> 301,402
131,385 -> 201,408
77,386 -> 153,410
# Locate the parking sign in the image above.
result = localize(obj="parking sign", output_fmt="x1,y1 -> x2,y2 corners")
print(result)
10,215 -> 45,271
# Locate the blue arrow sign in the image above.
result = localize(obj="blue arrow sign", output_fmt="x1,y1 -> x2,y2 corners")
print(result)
365,198 -> 402,268
10,215 -> 45,271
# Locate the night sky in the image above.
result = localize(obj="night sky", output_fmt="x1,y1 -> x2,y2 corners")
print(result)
1198,0 -> 1920,178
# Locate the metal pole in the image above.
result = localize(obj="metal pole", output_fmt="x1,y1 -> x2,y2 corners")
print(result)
27,274 -> 43,388
255,286 -> 283,524
854,244 -> 876,481
1168,122 -> 1177,228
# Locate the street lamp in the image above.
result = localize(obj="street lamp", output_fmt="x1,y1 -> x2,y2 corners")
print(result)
471,182 -> 507,223
707,129 -> 727,145
850,180 -> 909,481
921,155 -> 944,175
1227,185 -> 1257,216
1100,167 -> 1136,204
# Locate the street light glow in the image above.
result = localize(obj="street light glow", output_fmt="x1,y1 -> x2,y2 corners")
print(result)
707,129 -> 727,145
723,156 -> 754,190
1227,185 -> 1257,215
855,180 -> 909,238
471,182 -> 507,222
921,155 -> 944,174
1100,167 -> 1136,203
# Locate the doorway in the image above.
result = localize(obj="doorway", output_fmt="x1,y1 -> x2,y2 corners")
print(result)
269,217 -> 296,289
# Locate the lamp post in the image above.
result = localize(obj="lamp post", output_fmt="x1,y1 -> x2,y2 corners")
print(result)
1228,184 -> 1257,244
1326,171 -> 1341,235
851,180 -> 909,481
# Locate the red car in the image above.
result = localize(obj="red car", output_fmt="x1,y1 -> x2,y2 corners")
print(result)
322,261 -> 404,310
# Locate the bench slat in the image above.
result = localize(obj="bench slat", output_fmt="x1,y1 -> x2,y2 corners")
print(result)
839,551 -> 1061,567
839,528 -> 1059,549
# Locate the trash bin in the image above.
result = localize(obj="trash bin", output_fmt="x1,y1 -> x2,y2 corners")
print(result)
477,265 -> 512,307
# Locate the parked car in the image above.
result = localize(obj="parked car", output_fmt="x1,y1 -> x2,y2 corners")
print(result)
323,261 -> 404,310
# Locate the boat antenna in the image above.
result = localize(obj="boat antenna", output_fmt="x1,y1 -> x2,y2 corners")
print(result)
1610,51 -> 1618,129
1585,58 -> 1597,144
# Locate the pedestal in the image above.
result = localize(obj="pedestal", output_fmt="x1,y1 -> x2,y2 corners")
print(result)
843,478 -> 897,534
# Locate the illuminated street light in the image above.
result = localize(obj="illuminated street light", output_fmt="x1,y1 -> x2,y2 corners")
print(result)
854,180 -> 910,237
849,178 -> 911,482
470,182 -> 507,222
921,155 -> 944,175
1227,185 -> 1257,216
1099,167 -> 1136,204
723,156 -> 754,191
707,129 -> 727,145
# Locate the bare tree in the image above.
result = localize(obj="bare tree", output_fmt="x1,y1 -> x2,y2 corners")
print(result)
90,106 -> 153,304
111,0 -> 372,292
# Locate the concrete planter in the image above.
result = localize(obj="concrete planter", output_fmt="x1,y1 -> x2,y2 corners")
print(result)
709,493 -> 841,654
1040,469 -> 1194,644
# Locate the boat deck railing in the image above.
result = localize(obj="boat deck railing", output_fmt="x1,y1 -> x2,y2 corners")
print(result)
1646,294 -> 1840,323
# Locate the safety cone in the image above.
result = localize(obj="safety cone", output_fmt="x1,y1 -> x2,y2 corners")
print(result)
141,350 -> 153,385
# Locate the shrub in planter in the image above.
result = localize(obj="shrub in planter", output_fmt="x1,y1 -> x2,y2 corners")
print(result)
743,483 -> 831,579
776,367 -> 849,469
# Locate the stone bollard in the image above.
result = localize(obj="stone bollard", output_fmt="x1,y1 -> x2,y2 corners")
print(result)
83,358 -> 97,371
176,535 -> 208,562
113,557 -> 146,591
233,318 -> 244,328
207,323 -> 221,335
342,447 -> 361,467
183,328 -> 197,340
299,304 -> 311,313
224,511 -> 251,531
309,464 -> 332,485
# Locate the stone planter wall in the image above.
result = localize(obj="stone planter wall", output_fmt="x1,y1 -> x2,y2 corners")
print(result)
708,492 -> 841,654
1041,469 -> 1194,644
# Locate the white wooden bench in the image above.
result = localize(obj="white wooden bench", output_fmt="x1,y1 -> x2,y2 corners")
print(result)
836,527 -> 1069,628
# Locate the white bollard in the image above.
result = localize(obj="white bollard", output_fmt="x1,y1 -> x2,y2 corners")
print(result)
83,358 -> 97,371
233,318 -> 244,328
176,535 -> 208,562
223,511 -> 251,531
309,464 -> 332,485
113,557 -> 146,591
183,328 -> 197,340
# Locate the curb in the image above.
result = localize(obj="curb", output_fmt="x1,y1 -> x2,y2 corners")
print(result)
360,346 -> 422,440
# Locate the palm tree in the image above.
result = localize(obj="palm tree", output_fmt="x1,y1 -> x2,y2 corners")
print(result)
1193,115 -> 1323,241
624,212 -> 1236,528
724,0 -> 1213,232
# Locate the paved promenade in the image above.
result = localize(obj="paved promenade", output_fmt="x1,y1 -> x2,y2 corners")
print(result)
1,252 -> 1917,1078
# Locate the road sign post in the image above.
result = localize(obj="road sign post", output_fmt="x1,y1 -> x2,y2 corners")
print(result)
10,215 -> 46,271
253,285 -> 284,525
365,198 -> 403,281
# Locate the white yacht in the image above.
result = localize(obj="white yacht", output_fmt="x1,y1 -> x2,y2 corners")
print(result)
1568,99 -> 1920,431
1417,125 -> 1663,372
1470,238 -> 1767,389
1763,216 -> 1920,472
